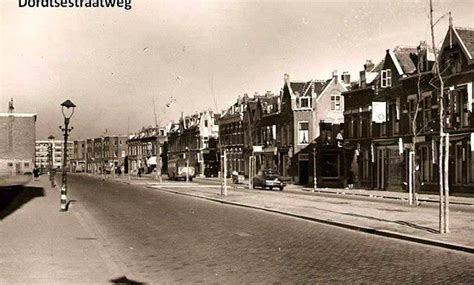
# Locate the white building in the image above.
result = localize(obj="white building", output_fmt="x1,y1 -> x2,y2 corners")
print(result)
35,140 -> 73,170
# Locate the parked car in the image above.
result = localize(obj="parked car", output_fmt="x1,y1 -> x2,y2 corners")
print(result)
252,169 -> 285,191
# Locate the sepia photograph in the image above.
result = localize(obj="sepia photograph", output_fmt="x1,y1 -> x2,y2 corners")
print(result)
1,0 -> 473,283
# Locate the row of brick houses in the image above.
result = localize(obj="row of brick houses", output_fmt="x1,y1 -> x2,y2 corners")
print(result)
167,111 -> 220,177
214,24 -> 474,194
70,135 -> 128,174
343,25 -> 474,194
216,71 -> 350,186
67,25 -> 473,195
127,126 -> 168,175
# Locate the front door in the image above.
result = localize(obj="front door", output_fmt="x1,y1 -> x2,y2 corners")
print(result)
299,160 -> 309,185
15,162 -> 21,175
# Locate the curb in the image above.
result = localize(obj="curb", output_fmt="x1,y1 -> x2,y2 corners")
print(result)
300,188 -> 474,206
145,185 -> 474,255
84,174 -> 474,206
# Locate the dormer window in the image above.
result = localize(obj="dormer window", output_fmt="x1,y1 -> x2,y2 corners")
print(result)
300,97 -> 310,108
381,69 -> 392,88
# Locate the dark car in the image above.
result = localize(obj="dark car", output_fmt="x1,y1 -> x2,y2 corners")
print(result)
252,169 -> 285,191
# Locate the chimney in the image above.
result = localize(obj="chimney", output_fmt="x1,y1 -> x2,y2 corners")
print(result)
341,72 -> 350,85
332,70 -> 338,83
364,60 -> 374,71
284,73 -> 290,84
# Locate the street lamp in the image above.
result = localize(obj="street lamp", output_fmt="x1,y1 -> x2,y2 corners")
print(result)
59,99 -> 76,212
185,146 -> 189,183
313,145 -> 317,192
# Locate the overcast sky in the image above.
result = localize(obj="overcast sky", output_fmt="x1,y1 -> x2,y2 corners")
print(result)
1,0 -> 473,140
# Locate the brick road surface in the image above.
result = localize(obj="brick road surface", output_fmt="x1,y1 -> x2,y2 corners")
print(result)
73,175 -> 474,283
116,174 -> 474,250
2,174 -> 473,283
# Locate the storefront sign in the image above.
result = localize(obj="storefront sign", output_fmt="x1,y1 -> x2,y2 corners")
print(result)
372,101 -> 386,123
253,146 -> 263,153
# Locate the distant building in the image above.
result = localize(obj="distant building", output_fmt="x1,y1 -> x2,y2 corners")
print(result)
35,140 -> 73,171
127,126 -> 167,174
85,135 -> 128,174
1,112 -> 37,176
70,140 -> 86,172
217,94 -> 251,176
167,110 -> 219,177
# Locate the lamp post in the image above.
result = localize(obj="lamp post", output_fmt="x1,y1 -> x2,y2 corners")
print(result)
313,145 -> 317,192
59,99 -> 76,212
185,146 -> 189,183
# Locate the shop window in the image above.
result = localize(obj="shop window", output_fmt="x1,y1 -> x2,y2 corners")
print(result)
469,150 -> 474,183
321,154 -> 340,178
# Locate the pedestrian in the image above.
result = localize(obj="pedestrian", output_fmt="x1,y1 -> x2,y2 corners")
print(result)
414,164 -> 422,205
33,166 -> 40,181
138,167 -> 142,177
347,170 -> 354,190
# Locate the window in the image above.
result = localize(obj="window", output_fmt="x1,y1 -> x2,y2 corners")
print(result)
204,120 -> 209,127
331,94 -> 341,111
300,97 -> 310,108
362,151 -> 369,179
381,69 -> 392,88
420,146 -> 433,182
455,143 -> 464,184
469,148 -> 474,183
298,122 -> 309,145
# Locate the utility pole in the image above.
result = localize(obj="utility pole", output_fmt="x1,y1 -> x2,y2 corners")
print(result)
221,149 -> 228,196
408,151 -> 414,205
429,0 -> 450,233
185,147 -> 189,183
313,145 -> 317,192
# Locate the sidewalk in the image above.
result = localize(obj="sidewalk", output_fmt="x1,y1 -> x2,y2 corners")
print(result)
111,174 -> 474,253
0,176 -> 126,284
191,176 -> 474,205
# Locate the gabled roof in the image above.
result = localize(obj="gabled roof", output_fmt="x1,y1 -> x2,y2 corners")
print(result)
393,46 -> 417,74
372,59 -> 385,73
386,47 -> 417,76
314,80 -> 331,95
454,27 -> 474,60
289,82 -> 308,96
288,80 -> 329,97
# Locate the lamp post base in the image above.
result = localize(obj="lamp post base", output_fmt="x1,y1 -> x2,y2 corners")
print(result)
60,185 -> 68,212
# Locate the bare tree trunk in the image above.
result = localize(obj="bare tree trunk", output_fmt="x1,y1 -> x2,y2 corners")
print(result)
439,131 -> 445,233
444,132 -> 450,233
430,0 -> 447,234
